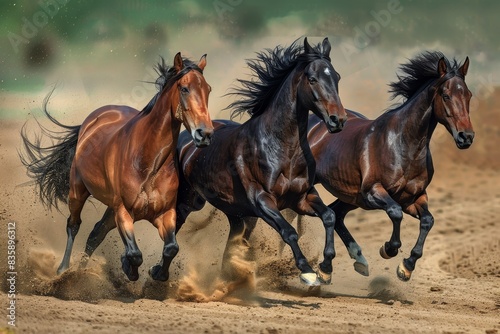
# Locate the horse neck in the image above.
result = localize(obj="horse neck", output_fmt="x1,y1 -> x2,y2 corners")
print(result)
257,68 -> 310,147
382,83 -> 438,149
135,88 -> 181,164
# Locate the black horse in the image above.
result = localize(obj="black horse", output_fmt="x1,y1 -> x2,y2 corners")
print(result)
173,37 -> 347,286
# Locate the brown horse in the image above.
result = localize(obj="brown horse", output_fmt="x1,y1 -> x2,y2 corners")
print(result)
277,52 -> 474,281
20,52 -> 214,281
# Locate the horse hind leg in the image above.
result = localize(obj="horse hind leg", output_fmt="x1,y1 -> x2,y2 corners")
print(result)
330,200 -> 369,276
57,182 -> 90,275
78,207 -> 116,269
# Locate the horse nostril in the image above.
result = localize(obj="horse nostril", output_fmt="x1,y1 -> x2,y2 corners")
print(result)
329,115 -> 339,126
194,128 -> 213,146
457,131 -> 474,148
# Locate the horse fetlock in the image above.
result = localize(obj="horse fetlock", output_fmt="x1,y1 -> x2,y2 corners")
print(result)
380,242 -> 398,259
121,254 -> 140,281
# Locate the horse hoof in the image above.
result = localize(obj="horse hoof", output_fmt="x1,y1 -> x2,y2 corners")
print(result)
353,262 -> 369,276
396,261 -> 412,282
316,268 -> 332,285
78,254 -> 90,269
379,245 -> 393,259
121,256 -> 140,281
149,265 -> 169,281
300,273 -> 321,286
316,268 -> 331,285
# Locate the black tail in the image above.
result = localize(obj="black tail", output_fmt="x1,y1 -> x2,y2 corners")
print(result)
19,89 -> 81,210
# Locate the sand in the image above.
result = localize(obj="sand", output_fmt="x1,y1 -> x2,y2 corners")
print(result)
0,91 -> 499,334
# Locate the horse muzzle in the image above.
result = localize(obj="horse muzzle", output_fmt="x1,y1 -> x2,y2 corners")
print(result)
325,114 -> 346,133
455,130 -> 474,149
193,127 -> 214,148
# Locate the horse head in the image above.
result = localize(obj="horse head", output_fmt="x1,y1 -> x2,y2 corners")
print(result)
432,56 -> 474,149
298,37 -> 346,133
173,52 -> 214,147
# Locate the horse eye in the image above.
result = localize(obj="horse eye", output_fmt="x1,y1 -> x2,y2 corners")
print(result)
309,77 -> 317,84
442,94 -> 450,101
180,87 -> 189,94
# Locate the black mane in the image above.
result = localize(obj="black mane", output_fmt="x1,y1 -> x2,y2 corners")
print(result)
228,39 -> 331,119
140,57 -> 202,115
389,51 -> 463,101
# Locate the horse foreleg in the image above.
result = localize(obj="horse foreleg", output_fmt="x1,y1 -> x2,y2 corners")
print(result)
329,200 -> 369,276
149,208 -> 178,281
115,206 -> 142,281
256,193 -> 320,286
295,187 -> 336,285
398,194 -> 434,281
364,184 -> 403,259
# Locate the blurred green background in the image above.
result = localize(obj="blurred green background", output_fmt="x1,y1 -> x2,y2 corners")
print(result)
0,0 -> 498,120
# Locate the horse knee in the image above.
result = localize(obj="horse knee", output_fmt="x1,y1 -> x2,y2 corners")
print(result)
386,205 -> 403,222
163,242 -> 179,258
421,215 -> 434,231
281,228 -> 299,244
320,208 -> 336,227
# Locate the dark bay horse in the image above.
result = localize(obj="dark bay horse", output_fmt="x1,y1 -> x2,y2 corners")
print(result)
20,53 -> 214,281
281,52 -> 474,281
173,38 -> 347,286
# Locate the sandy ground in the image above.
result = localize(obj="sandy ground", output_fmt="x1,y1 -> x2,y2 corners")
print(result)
1,92 -> 499,334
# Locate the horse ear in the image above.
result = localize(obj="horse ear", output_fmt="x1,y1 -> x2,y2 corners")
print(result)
459,56 -> 469,77
437,57 -> 447,77
197,54 -> 207,71
174,52 -> 183,72
304,37 -> 313,54
322,37 -> 331,58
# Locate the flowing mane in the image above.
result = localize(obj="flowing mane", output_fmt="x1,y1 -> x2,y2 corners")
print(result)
140,57 -> 203,115
228,39 -> 331,119
388,51 -> 463,101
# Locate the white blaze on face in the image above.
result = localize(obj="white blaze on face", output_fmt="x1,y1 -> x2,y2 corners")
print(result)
324,68 -> 331,76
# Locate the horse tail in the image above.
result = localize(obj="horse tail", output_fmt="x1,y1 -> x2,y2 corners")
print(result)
19,89 -> 81,210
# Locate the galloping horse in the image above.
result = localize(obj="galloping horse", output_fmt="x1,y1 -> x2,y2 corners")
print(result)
20,53 -> 214,281
280,52 -> 474,281
171,37 -> 347,286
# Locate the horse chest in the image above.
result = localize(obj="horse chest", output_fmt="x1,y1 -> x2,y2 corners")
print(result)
273,173 -> 309,197
388,170 -> 430,205
126,167 -> 178,219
